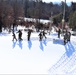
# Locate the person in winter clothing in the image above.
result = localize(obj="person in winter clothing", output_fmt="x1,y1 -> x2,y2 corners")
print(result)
27,29 -> 32,41
38,31 -> 43,41
64,30 -> 68,45
18,30 -> 22,41
42,30 -> 47,39
64,33 -> 67,45
67,32 -> 71,42
12,32 -> 17,41
58,28 -> 61,38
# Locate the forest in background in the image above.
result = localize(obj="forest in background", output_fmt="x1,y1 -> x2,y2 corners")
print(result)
0,0 -> 76,32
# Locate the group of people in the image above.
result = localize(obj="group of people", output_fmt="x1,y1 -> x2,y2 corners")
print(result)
12,28 -> 71,45
12,29 -> 32,41
12,29 -> 47,41
38,30 -> 47,41
12,30 -> 22,41
57,28 -> 71,45
64,30 -> 71,45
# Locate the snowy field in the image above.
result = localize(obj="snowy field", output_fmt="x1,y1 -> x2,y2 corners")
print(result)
0,27 -> 76,74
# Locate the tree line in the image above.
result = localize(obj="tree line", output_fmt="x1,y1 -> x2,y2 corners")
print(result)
0,0 -> 75,33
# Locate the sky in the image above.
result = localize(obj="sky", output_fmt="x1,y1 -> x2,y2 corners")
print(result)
42,0 -> 76,3
42,0 -> 76,6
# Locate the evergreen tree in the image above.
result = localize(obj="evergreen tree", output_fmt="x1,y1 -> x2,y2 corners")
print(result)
69,11 -> 76,30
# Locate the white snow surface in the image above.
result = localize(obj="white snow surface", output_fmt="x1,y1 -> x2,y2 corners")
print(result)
0,26 -> 76,74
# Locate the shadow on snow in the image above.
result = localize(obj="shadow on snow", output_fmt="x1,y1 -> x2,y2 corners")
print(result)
28,40 -> 32,50
48,42 -> 76,74
39,39 -> 47,51
17,40 -> 23,49
39,41 -> 44,51
0,32 -> 9,36
65,42 -> 75,57
12,41 -> 17,48
12,40 -> 23,49
12,38 -> 48,51
53,38 -> 64,45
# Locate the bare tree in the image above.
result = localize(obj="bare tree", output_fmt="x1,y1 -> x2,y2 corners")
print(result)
12,0 -> 24,32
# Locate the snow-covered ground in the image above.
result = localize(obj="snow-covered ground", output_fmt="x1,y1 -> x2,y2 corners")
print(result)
0,26 -> 76,74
